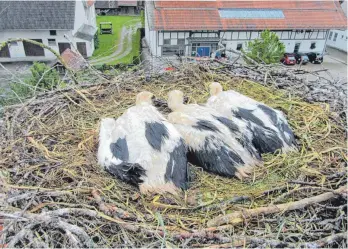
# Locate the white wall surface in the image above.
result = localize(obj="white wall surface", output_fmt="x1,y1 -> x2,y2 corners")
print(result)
146,29 -> 328,57
0,30 -> 94,62
326,29 -> 347,52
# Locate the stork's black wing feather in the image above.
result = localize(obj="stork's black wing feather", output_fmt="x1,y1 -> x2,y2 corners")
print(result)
110,137 -> 129,161
257,104 -> 296,146
251,126 -> 284,154
108,137 -> 146,186
187,135 -> 242,177
145,122 -> 169,151
165,138 -> 189,190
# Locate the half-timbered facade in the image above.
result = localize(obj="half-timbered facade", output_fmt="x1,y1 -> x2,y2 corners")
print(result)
145,1 -> 347,57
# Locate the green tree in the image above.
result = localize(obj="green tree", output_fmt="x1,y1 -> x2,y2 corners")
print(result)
243,30 -> 285,64
27,62 -> 61,90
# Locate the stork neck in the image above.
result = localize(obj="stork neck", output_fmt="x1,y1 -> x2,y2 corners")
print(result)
169,103 -> 185,111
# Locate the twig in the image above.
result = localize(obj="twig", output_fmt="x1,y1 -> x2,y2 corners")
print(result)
207,186 -> 346,227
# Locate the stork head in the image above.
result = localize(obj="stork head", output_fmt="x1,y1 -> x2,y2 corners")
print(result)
99,117 -> 116,140
136,91 -> 155,106
209,82 -> 223,96
168,90 -> 184,111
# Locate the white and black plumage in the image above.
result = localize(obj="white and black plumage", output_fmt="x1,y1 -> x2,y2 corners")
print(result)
207,82 -> 296,154
98,91 -> 188,195
167,90 -> 262,180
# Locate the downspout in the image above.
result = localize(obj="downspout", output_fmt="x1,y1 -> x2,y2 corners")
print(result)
322,30 -> 329,55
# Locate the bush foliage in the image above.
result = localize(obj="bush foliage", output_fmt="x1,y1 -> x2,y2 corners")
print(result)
0,62 -> 61,109
243,30 -> 285,64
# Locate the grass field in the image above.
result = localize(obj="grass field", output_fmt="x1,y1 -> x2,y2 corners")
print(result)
91,15 -> 141,64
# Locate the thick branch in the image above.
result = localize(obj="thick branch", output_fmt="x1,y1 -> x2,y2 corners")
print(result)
207,186 -> 346,227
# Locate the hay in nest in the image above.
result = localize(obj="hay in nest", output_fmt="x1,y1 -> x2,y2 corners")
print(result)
0,65 -> 347,248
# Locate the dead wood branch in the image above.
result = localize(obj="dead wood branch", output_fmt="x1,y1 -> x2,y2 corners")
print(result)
207,186 -> 346,227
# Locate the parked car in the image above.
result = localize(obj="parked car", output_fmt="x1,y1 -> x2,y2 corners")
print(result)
306,52 -> 323,64
294,52 -> 309,65
280,53 -> 296,65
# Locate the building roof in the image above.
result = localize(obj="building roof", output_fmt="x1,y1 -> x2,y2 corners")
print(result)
0,1 -> 76,30
152,0 -> 347,31
95,0 -> 118,9
118,1 -> 138,7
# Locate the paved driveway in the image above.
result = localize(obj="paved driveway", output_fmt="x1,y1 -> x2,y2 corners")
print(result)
291,47 -> 347,81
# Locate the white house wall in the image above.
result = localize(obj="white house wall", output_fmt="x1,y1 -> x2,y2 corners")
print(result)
149,30 -> 329,57
326,29 -> 347,52
0,30 -> 94,62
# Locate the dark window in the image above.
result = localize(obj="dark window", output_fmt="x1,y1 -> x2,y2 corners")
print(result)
48,39 -> 56,46
50,30 -> 57,36
329,32 -> 333,40
0,44 -> 10,58
58,42 -> 71,54
310,42 -> 316,49
342,35 -> 344,39
23,39 -> 45,56
163,39 -> 170,45
177,39 -> 185,45
162,46 -> 183,56
77,42 -> 87,57
333,33 -> 338,41
236,43 -> 243,50
294,43 -> 301,53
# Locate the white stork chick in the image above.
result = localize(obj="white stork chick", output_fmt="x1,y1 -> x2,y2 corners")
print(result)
167,90 -> 262,180
207,82 -> 296,154
98,91 -> 188,195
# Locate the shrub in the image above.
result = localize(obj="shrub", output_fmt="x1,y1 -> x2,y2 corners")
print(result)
243,30 -> 285,64
28,62 -> 61,90
0,62 -> 61,109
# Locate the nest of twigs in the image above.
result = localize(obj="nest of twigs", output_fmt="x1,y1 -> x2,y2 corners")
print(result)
0,64 -> 347,248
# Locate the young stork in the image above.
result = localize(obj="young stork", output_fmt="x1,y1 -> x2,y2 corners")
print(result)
167,90 -> 262,180
98,91 -> 188,195
207,82 -> 296,153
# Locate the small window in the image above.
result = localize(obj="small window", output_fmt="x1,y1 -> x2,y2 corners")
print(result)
342,35 -> 344,39
236,43 -> 243,51
9,41 -> 18,46
162,46 -> 180,56
310,42 -> 316,49
163,39 -> 170,45
50,30 -> 57,36
48,39 -> 56,46
333,33 -> 338,41
329,31 -> 333,40
177,39 -> 185,45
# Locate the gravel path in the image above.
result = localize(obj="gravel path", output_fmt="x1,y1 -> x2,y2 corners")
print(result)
89,21 -> 141,65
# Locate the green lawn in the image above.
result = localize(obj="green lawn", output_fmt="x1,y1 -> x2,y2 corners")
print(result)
92,15 -> 141,64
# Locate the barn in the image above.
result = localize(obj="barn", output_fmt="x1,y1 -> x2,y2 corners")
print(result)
144,0 -> 347,57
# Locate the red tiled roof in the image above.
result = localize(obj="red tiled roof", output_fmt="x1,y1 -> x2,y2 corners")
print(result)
153,0 -> 347,31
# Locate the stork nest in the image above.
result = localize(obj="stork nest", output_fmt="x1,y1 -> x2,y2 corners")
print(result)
0,64 -> 347,248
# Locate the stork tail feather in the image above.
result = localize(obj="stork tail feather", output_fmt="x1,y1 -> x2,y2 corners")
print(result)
106,163 -> 146,186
